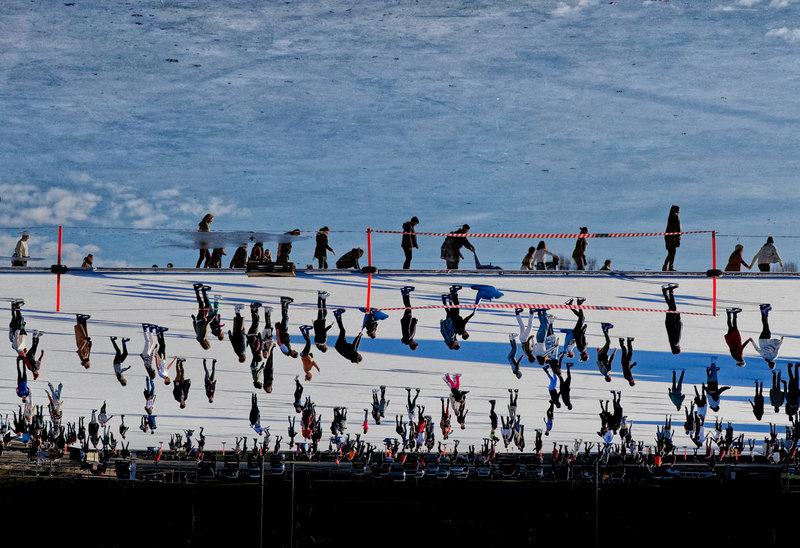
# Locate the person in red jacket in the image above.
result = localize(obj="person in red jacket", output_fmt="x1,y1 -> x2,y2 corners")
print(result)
724,308 -> 753,367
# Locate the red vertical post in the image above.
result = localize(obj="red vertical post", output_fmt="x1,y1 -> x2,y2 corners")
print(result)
57,226 -> 63,312
366,228 -> 372,311
712,230 -> 717,317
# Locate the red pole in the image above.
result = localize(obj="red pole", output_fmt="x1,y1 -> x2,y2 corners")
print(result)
712,231 -> 717,317
57,226 -> 63,312
366,228 -> 372,311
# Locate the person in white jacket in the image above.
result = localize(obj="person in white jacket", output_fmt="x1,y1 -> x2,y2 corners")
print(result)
753,237 -> 783,272
751,303 -> 783,370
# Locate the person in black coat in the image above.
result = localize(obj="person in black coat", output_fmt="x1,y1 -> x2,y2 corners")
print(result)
313,227 -> 335,269
401,217 -> 419,269
663,205 -> 681,271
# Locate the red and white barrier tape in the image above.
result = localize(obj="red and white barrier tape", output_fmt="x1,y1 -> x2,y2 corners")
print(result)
370,230 -> 710,238
373,303 -> 713,316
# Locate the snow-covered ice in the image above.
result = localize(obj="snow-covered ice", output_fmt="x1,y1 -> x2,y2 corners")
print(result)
1,268 -> 796,453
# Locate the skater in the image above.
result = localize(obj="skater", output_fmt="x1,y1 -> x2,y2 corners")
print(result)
140,324 -> 157,379
750,381 -> 765,421
401,217 -> 419,269
443,373 -> 469,403
724,244 -> 752,272
724,308 -> 753,367
668,370 -> 685,410
333,309 -> 363,363
229,304 -> 248,363
191,283 -> 214,350
399,287 -> 419,350
565,298 -> 590,362
203,358 -> 217,403
335,248 -> 364,270
15,357 -> 30,402
572,227 -> 589,270
196,214 -> 213,268
172,358 -> 191,409
9,300 -> 26,357
275,297 -> 299,358
249,393 -> 260,428
521,246 -> 536,270
298,326 -> 321,381
313,227 -> 335,269
532,241 -> 558,271
143,377 -> 156,415
706,359 -> 731,412
440,224 -> 475,270
752,304 -> 783,370
559,361 -> 574,411
507,333 -> 523,379
23,330 -> 43,380
12,233 -> 30,267
533,309 -> 558,365
596,323 -> 616,382
444,285 -> 475,340
544,402 -> 555,436
662,284 -> 682,355
619,337 -> 637,386
752,237 -> 783,272
155,327 -> 175,385
110,336 -> 131,386
313,291 -> 333,352
543,364 -> 561,408
74,314 -> 92,369
361,307 -> 388,339
440,308 -> 460,351
663,205 -> 681,271
260,307 -> 276,393
770,370 -> 787,413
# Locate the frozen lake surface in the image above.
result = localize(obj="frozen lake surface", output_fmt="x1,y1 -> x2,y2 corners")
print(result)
1,0 -> 800,270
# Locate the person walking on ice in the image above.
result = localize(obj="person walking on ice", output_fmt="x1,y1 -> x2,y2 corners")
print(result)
724,308 -> 753,367
752,304 -> 783,370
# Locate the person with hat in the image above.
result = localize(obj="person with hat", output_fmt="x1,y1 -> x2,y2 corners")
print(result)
12,232 -> 29,267
572,227 -> 589,270
724,244 -> 752,271
401,217 -> 419,269
313,227 -> 335,269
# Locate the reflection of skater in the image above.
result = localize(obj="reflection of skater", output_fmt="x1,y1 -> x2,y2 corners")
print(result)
203,358 -> 216,403
313,291 -> 333,352
440,224 -> 474,269
662,284 -> 682,355
110,336 -> 131,386
619,337 -> 637,387
400,287 -> 419,351
662,205 -> 680,271
191,283 -> 214,350
75,314 -> 92,369
507,334 -> 523,379
401,217 -> 419,269
752,304 -> 783,370
196,214 -> 213,268
15,357 -> 30,402
275,297 -> 299,358
706,358 -> 730,412
333,309 -> 363,363
724,308 -> 753,367
668,370 -> 685,410
442,285 -> 475,341
596,323 -> 616,382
